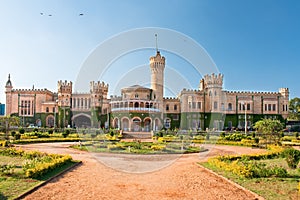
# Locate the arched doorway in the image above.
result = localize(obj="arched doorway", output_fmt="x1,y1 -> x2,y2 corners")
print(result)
144,118 -> 151,132
121,118 -> 130,131
46,115 -> 54,127
154,118 -> 160,131
72,114 -> 91,128
36,119 -> 42,127
132,117 -> 141,132
164,118 -> 171,129
113,118 -> 120,129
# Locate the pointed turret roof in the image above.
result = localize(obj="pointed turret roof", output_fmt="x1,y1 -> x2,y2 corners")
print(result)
5,74 -> 12,87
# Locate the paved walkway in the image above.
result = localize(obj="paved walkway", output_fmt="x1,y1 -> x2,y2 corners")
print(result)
17,143 -> 266,200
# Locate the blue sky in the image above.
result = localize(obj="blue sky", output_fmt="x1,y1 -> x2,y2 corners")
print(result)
0,0 -> 299,103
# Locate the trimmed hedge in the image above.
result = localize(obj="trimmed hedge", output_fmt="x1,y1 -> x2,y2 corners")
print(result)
0,147 -> 73,179
207,146 -> 285,178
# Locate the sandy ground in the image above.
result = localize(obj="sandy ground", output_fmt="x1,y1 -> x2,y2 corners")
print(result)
17,143 -> 267,200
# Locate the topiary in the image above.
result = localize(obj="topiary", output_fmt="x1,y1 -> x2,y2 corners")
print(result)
11,131 -> 16,137
14,133 -> 21,140
19,128 -> 25,134
48,129 -> 54,134
62,129 -> 70,138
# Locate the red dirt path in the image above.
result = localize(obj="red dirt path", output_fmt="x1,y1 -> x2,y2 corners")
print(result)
18,143 -> 266,200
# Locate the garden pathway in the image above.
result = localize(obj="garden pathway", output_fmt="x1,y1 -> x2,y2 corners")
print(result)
17,143 -> 266,200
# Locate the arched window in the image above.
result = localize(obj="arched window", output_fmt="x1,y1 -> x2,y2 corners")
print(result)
214,101 -> 218,109
164,118 -> 171,129
174,104 -> 177,110
46,107 -> 49,113
134,102 -> 139,108
228,103 -> 232,111
166,104 -> 169,111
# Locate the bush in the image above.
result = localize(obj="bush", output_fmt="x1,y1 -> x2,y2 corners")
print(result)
62,129 -> 70,138
14,133 -> 21,140
283,148 -> 300,169
48,129 -> 54,134
11,131 -> 16,137
19,128 -> 25,134
0,140 -> 8,147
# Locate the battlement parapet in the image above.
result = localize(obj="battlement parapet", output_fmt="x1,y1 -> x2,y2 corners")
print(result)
203,73 -> 223,88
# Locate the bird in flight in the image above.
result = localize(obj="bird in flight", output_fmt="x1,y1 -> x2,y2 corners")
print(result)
79,13 -> 84,16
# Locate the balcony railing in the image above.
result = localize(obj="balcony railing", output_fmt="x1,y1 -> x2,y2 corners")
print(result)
111,107 -> 160,112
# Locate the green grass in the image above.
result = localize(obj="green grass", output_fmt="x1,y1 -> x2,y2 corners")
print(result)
200,158 -> 300,200
70,141 -> 207,154
0,155 -> 79,200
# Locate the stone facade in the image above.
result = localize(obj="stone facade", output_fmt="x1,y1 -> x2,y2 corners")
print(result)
5,51 -> 289,131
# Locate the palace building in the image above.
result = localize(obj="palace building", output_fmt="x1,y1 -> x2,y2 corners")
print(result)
5,50 -> 289,131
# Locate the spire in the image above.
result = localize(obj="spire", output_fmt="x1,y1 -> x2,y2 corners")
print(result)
5,74 -> 12,87
155,34 -> 159,53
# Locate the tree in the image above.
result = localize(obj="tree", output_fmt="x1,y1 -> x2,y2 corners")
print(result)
289,97 -> 300,120
0,116 -> 20,140
253,118 -> 283,145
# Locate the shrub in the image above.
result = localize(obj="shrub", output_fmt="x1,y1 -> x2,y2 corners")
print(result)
62,129 -> 70,138
283,148 -> 300,169
206,134 -> 210,140
14,133 -> 21,140
0,164 -> 16,175
33,128 -> 38,132
109,131 -> 114,137
48,129 -> 54,134
11,131 -> 16,137
295,132 -> 299,138
19,128 -> 25,134
220,132 -> 226,137
0,140 -> 8,147
254,137 -> 259,144
150,144 -> 166,151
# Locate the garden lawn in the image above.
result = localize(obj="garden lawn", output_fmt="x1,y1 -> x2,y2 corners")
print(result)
201,157 -> 300,200
0,154 -> 78,200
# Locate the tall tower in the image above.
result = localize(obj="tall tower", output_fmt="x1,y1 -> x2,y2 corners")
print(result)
150,51 -> 165,111
5,74 -> 13,115
57,80 -> 72,128
57,80 -> 72,107
203,73 -> 224,112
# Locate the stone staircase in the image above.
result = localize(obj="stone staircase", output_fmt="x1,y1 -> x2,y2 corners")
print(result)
122,131 -> 152,139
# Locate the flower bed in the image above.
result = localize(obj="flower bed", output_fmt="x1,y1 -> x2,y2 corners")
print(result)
0,148 -> 73,179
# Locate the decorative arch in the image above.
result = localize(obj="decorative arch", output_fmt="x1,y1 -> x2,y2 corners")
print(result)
153,117 -> 161,131
72,113 -> 91,128
143,117 -> 152,132
46,115 -> 55,127
131,117 -> 141,132
121,117 -> 130,131
164,118 -> 171,129
71,113 -> 91,120
36,119 -> 42,127
112,117 -> 120,129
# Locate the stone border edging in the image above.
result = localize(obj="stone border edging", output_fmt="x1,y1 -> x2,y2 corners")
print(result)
197,164 -> 264,200
14,161 -> 83,200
